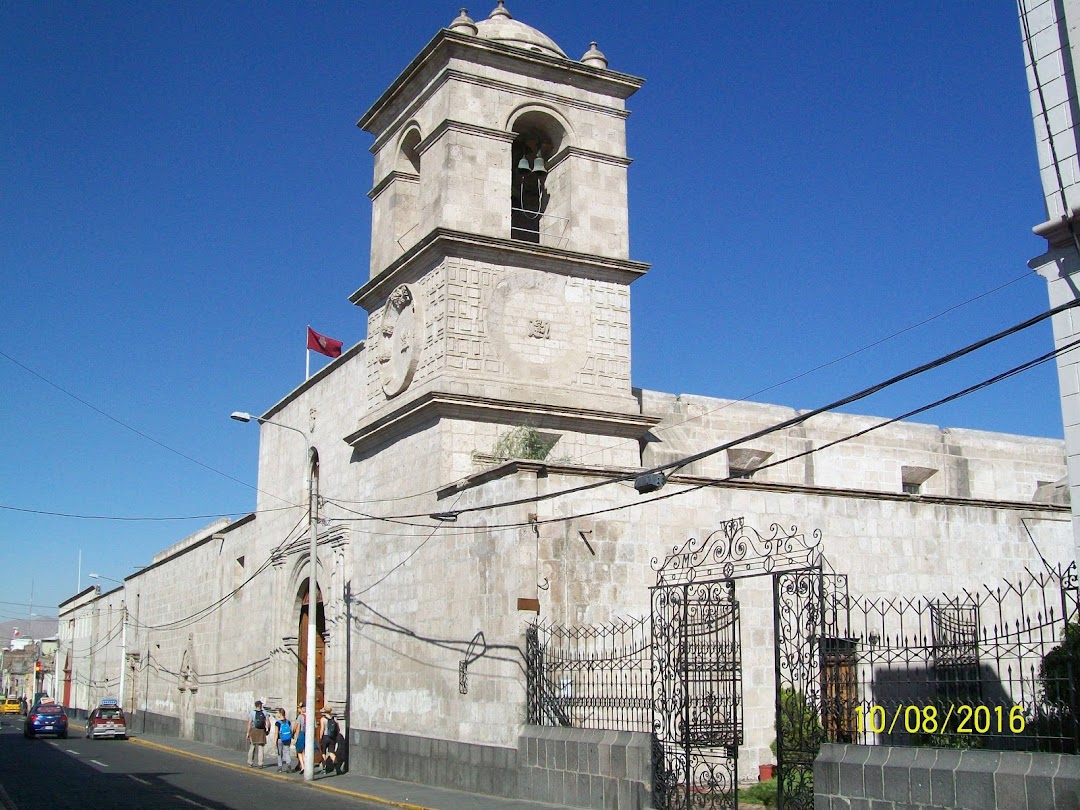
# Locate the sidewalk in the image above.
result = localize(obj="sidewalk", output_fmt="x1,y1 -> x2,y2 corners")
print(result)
122,728 -> 573,810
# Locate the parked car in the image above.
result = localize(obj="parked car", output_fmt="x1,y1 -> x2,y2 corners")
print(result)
0,697 -> 22,715
24,703 -> 67,738
86,699 -> 127,740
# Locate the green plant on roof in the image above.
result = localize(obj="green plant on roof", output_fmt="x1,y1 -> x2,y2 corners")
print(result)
490,425 -> 559,461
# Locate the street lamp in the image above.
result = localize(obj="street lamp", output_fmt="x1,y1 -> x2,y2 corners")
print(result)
232,410 -> 320,782
88,573 -> 127,711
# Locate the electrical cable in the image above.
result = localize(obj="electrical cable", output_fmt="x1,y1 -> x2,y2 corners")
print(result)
329,298 -> 1080,525
128,512 -> 308,631
0,503 -> 295,521
341,334 -> 1080,542
0,347 -> 307,511
314,269 -> 1034,506
560,269 -> 1034,468
55,306 -> 1080,653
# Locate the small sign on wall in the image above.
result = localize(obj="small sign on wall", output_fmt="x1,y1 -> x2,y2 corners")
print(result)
517,597 -> 540,612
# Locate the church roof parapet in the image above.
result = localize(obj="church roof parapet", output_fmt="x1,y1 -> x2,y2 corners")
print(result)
358,28 -> 643,137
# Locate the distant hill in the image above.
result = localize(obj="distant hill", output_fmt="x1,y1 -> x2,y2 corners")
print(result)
0,617 -> 59,646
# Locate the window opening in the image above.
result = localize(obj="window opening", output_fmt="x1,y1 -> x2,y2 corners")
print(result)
727,448 -> 772,481
901,465 -> 937,495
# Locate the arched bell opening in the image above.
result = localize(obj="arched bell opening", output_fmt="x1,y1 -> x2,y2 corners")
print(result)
510,111 -> 565,244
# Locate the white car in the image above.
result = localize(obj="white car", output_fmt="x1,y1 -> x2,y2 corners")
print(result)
86,701 -> 127,740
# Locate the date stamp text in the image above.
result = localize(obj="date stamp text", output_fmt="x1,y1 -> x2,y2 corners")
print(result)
855,704 -> 1026,735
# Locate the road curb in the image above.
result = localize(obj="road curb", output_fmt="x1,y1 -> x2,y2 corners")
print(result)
129,736 -> 434,810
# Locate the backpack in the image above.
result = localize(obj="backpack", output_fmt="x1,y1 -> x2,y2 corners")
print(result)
278,719 -> 292,743
253,709 -> 267,731
324,715 -> 339,739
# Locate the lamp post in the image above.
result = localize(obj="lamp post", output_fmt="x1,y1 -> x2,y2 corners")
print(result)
231,411 -> 320,782
88,573 -> 126,710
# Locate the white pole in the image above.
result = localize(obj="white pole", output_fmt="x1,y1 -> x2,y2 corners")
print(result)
118,603 -> 127,709
303,448 -> 319,781
306,326 -> 311,380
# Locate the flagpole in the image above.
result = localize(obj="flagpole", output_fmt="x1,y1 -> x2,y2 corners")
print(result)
305,326 -> 310,381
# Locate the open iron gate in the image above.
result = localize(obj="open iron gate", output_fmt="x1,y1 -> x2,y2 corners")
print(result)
651,518 -> 844,810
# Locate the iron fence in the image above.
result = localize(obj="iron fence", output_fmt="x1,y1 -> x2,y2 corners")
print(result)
525,616 -> 652,732
524,565 -> 1080,757
824,564 -> 1080,753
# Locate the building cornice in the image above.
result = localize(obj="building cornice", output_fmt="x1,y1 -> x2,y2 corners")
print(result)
435,463 -> 1074,515
1032,208 -> 1080,249
415,118 -> 516,157
349,227 -> 650,311
368,170 -> 419,202
366,67 -> 634,157
343,390 -> 660,452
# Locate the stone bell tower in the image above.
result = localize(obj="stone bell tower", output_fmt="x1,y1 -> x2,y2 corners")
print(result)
345,3 -> 655,455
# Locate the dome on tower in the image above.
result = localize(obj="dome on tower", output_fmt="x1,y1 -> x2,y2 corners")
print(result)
473,1 -> 566,59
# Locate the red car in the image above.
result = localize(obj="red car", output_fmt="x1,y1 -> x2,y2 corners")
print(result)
86,700 -> 127,740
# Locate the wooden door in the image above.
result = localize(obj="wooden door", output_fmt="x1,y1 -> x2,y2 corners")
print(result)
296,589 -> 325,712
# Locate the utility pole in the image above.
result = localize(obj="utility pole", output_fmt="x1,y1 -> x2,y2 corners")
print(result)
118,602 -> 127,709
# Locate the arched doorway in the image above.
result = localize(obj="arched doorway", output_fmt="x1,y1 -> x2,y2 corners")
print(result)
297,583 -> 325,712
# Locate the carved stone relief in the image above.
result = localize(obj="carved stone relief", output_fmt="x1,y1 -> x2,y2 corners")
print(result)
485,272 -> 587,385
377,283 -> 421,397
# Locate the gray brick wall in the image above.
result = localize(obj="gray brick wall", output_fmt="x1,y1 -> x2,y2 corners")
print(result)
815,743 -> 1080,809
518,726 -> 652,810
346,725 -> 651,809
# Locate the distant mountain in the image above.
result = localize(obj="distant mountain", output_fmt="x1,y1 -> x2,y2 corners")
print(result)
0,617 -> 59,647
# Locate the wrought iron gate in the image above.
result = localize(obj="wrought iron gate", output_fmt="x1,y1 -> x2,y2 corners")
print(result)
651,518 -> 838,810
652,579 -> 741,808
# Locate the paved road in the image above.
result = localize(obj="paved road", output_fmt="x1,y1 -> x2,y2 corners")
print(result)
0,717 -> 392,809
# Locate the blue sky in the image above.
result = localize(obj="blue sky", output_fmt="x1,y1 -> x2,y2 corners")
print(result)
0,1 -> 1061,616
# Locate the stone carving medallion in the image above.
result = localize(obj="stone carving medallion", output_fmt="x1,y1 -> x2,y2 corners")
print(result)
377,283 -> 421,397
487,273 -> 586,384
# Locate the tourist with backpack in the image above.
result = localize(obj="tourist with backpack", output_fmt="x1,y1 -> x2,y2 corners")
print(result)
246,699 -> 268,767
319,706 -> 340,772
273,707 -> 293,772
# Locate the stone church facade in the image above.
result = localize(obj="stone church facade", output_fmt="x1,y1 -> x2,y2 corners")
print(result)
60,5 -> 1073,806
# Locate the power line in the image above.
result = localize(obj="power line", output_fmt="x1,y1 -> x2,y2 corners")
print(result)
0,348 -> 265,492
321,270 -> 1036,502
127,511 -> 311,632
0,504 -> 295,522
50,304 -> 1080,624
334,330 -> 1080,543
347,298 -> 1080,524
562,269 -> 1034,468
0,347 -> 308,512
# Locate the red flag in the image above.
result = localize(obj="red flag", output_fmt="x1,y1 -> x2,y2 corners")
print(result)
307,326 -> 343,358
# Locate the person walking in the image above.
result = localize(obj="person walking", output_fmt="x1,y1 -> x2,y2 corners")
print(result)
246,699 -> 269,768
273,708 -> 293,772
293,703 -> 307,774
319,706 -> 340,773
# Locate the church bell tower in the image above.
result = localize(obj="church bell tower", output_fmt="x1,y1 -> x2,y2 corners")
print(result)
346,3 -> 654,454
